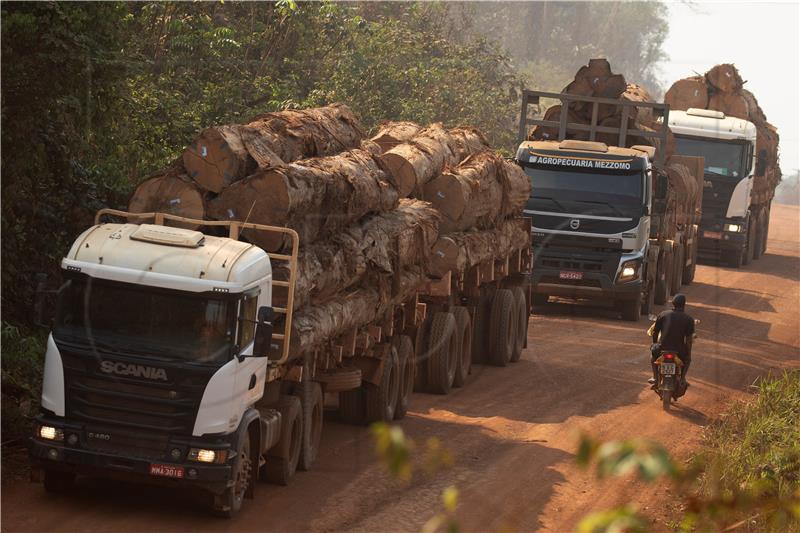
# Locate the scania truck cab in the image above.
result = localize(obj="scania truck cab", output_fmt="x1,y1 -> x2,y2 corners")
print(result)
30,212 -> 300,517
668,108 -> 758,267
515,89 -> 674,321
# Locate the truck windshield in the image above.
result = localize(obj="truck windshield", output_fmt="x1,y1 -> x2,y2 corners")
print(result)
53,276 -> 236,364
524,166 -> 644,218
674,136 -> 748,178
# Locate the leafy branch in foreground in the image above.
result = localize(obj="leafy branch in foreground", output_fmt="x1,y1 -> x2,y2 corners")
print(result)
576,371 -> 800,533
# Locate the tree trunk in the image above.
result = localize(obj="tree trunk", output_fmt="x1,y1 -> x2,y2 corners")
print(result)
207,144 -> 398,251
708,93 -> 750,120
183,103 -> 363,193
664,77 -> 708,111
705,64 -> 743,94
621,84 -> 655,125
128,166 -> 206,230
528,105 -> 588,142
428,218 -> 530,277
378,123 -> 454,197
422,153 -> 531,233
276,199 -> 439,308
370,121 -> 422,153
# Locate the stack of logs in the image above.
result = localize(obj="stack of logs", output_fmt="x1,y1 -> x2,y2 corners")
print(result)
665,63 -> 781,205
127,105 -> 530,357
528,58 -> 671,155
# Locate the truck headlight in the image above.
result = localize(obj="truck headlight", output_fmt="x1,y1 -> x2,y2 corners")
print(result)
724,223 -> 742,233
188,448 -> 227,464
618,260 -> 641,282
38,425 -> 64,441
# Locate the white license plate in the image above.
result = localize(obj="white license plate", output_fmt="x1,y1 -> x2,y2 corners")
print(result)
559,270 -> 583,280
149,463 -> 184,479
660,363 -> 677,375
704,231 -> 722,240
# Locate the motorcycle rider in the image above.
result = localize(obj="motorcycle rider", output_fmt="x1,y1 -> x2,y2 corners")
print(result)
649,293 -> 695,388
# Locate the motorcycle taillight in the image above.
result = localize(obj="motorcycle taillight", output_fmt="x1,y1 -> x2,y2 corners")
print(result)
664,353 -> 675,359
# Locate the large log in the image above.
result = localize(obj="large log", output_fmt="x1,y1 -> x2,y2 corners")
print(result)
128,167 -> 206,230
664,77 -> 708,111
378,124 -> 454,197
422,153 -> 531,233
705,64 -> 743,94
290,267 -> 427,355
370,121 -> 422,153
741,89 -> 766,125
621,84 -> 655,125
708,92 -> 750,120
528,105 -> 588,141
207,141 -> 398,251
278,199 -> 439,308
448,126 -> 491,161
183,103 -> 363,193
429,219 -> 530,277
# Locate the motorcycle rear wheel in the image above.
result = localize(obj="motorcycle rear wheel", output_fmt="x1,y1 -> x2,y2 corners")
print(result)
661,389 -> 671,411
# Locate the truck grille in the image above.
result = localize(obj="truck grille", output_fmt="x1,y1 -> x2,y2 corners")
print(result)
58,342 -> 214,437
83,425 -> 170,460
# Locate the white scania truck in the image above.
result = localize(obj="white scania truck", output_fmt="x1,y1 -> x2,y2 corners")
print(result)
29,209 -> 531,517
668,108 -> 766,267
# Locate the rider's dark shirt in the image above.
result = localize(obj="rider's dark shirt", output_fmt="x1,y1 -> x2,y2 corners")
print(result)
653,309 -> 695,357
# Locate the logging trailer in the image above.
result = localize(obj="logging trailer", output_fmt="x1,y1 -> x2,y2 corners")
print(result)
516,90 -> 703,320
29,209 -> 531,517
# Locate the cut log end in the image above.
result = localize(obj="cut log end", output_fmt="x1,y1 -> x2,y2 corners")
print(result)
429,237 -> 460,278
182,128 -> 244,193
423,173 -> 467,222
379,152 -> 417,197
128,174 -> 205,230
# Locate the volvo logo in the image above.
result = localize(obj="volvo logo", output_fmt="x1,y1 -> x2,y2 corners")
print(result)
569,219 -> 581,230
100,360 -> 168,381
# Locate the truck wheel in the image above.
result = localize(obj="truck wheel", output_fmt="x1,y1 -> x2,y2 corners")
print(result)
743,221 -> 756,265
338,387 -> 365,425
214,432 -> 253,517
761,208 -> 770,255
682,231 -> 698,285
316,367 -> 361,393
263,395 -> 302,485
413,320 -> 430,392
672,242 -> 684,291
510,287 -> 528,362
43,469 -> 75,494
753,211 -> 764,260
294,381 -> 323,471
451,306 -> 473,387
489,289 -> 516,367
621,297 -> 641,322
471,286 -> 494,363
725,248 -> 743,268
394,335 -> 415,420
654,248 -> 672,305
426,312 -> 458,394
641,281 -> 655,317
365,346 -> 400,423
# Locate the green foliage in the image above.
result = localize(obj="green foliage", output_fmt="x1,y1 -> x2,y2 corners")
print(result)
577,371 -> 800,532
1,325 -> 46,442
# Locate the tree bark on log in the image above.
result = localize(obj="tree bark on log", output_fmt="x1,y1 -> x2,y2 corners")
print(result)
428,218 -> 530,277
276,199 -> 439,308
128,167 -> 206,230
378,123 -> 455,198
422,153 -> 531,233
621,84 -> 655,125
708,93 -> 750,120
448,126 -> 491,161
705,64 -> 743,94
207,142 -> 398,251
370,121 -> 422,154
183,103 -> 363,193
664,77 -> 708,111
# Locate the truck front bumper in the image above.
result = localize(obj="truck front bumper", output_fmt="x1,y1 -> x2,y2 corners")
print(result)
29,416 -> 234,495
531,269 -> 643,301
698,230 -> 746,259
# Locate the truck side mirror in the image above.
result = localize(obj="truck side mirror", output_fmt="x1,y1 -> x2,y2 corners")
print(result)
755,149 -> 767,176
252,306 -> 274,358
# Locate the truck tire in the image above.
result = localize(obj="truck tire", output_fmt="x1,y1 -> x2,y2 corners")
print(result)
394,335 -> 415,420
761,207 -> 770,255
413,320 -> 430,392
510,286 -> 528,362
471,286 -> 494,363
293,380 -> 323,472
641,280 -> 655,317
43,469 -> 75,494
213,431 -> 253,517
365,346 -> 400,423
682,230 -> 698,285
263,395 -> 302,486
672,242 -> 684,292
338,387 -> 365,425
316,367 -> 361,393
753,210 -> 765,260
654,248 -> 672,305
743,220 -> 756,265
725,248 -> 743,268
451,306 -> 473,388
621,297 -> 642,322
489,289 -> 516,367
426,312 -> 458,394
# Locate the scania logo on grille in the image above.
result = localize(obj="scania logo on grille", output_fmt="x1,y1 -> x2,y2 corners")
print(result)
569,219 -> 581,230
100,360 -> 167,381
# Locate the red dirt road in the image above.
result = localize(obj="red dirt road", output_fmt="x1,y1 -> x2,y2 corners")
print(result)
2,205 -> 798,533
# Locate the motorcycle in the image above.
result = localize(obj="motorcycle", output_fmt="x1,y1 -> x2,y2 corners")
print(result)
647,319 -> 699,411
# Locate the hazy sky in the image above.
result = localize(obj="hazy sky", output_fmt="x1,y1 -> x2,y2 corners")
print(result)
662,1 -> 799,176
